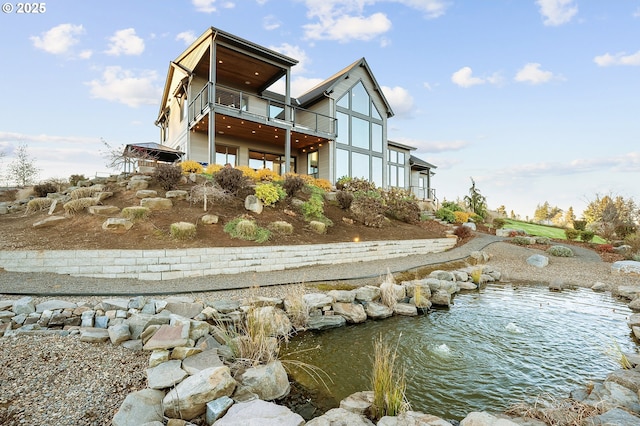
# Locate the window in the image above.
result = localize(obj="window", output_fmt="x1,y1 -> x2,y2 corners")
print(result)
215,145 -> 237,166
181,98 -> 188,122
308,151 -> 319,178
249,150 -> 295,175
387,148 -> 406,188
336,148 -> 349,179
351,117 -> 369,149
352,152 -> 370,180
337,112 -> 349,144
372,123 -> 382,153
351,82 -> 370,116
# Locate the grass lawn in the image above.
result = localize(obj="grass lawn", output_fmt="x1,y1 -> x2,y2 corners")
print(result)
503,219 -> 607,244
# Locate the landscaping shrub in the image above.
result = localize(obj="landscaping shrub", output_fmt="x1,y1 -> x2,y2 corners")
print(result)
121,206 -> 150,220
214,167 -> 249,195
492,218 -> 507,229
235,165 -> 258,181
300,186 -> 332,226
282,174 -> 305,197
179,160 -> 204,174
70,186 -> 101,200
255,168 -> 279,182
441,200 -> 464,212
435,208 -> 456,224
453,211 -> 471,224
350,193 -> 386,228
33,181 -> 58,197
547,245 -> 574,257
254,183 -> 285,206
572,220 -> 587,231
63,197 -> 98,216
382,188 -> 420,224
204,163 -> 223,175
336,190 -> 354,209
25,197 -> 53,214
224,217 -> 271,243
625,233 -> 640,256
339,177 -> 376,193
596,244 -> 614,253
268,221 -> 294,235
615,223 -> 637,239
335,176 -> 351,190
313,178 -> 332,192
154,163 -> 182,190
453,225 -> 473,240
535,237 -> 552,245
170,222 -> 197,240
511,236 -> 532,246
579,230 -> 595,243
564,229 -> 580,240
309,220 -> 327,234
69,174 -> 86,186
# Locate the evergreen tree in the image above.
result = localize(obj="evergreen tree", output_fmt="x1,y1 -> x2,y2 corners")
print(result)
463,177 -> 487,218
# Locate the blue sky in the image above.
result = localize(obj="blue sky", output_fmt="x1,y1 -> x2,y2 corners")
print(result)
0,0 -> 638,218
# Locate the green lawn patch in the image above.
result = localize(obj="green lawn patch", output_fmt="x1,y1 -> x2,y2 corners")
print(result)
503,219 -> 606,243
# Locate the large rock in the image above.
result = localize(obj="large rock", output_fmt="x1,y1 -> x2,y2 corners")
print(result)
88,205 -> 120,215
339,391 -> 373,417
166,190 -> 188,200
164,300 -> 204,319
182,349 -> 224,375
80,328 -> 110,343
213,399 -> 304,426
430,290 -> 451,307
136,189 -> 158,198
429,270 -> 456,281
332,302 -> 367,323
13,297 -> 35,315
108,323 -> 132,344
146,359 -> 188,389
614,286 -> 640,300
112,388 -> 165,426
206,396 -> 234,425
393,303 -> 418,316
378,411 -> 453,426
306,407 -> 375,426
327,290 -> 356,303
238,360 -> 290,401
364,301 -> 393,319
606,368 -> 640,393
143,324 -> 189,350
140,197 -> 173,210
102,217 -> 133,231
526,254 -> 549,268
303,293 -> 334,310
249,306 -> 291,337
127,178 -> 149,191
245,194 -> 264,214
612,261 -> 640,275
162,366 -> 236,420
460,411 -> 519,425
32,216 -> 67,228
585,407 -> 640,425
355,286 -> 381,302
585,381 -> 640,413
307,315 -> 346,330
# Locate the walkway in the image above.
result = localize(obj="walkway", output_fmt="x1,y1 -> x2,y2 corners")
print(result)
0,234 -> 504,297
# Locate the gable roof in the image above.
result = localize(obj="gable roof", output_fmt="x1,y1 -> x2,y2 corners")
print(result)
410,155 -> 437,171
296,58 -> 395,118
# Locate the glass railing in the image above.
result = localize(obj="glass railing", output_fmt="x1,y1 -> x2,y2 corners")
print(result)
189,83 -> 335,136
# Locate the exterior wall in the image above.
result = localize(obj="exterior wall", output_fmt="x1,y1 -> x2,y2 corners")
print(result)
189,132 -> 209,163
0,238 -> 456,281
318,143 -> 332,181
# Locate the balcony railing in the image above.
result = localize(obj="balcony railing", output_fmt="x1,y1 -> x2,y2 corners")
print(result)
189,83 -> 336,136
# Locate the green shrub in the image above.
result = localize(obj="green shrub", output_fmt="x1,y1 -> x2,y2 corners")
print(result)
255,183 -> 285,206
511,236 -> 532,246
170,222 -> 197,240
492,218 -> 507,229
282,174 -> 305,197
435,208 -> 456,224
441,200 -> 464,212
154,163 -> 183,190
33,181 -> 58,197
547,245 -> 574,257
564,228 -> 580,240
579,230 -> 595,243
336,190 -> 354,209
214,167 -> 249,195
572,220 -> 587,231
224,217 -> 271,243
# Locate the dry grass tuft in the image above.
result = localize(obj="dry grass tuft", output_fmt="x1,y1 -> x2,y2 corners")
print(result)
121,206 -> 150,221
371,333 -> 411,420
25,197 -> 53,215
169,222 -> 197,240
63,197 -> 98,216
70,186 -> 102,200
283,284 -> 309,330
506,393 -> 604,426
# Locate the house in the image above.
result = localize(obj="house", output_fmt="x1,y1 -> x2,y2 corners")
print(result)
155,27 -> 437,204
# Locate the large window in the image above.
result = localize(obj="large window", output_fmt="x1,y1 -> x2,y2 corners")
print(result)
335,80 -> 385,185
387,148 -> 406,188
249,150 -> 295,175
215,145 -> 237,166
307,151 -> 318,178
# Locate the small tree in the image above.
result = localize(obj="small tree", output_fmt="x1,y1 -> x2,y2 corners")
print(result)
8,144 -> 40,186
100,138 -> 155,173
463,177 -> 487,218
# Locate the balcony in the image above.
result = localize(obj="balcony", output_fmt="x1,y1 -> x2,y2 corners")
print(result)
189,83 -> 336,138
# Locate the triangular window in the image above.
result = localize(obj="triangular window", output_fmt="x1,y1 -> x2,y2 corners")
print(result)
351,81 -> 370,116
337,94 -> 349,109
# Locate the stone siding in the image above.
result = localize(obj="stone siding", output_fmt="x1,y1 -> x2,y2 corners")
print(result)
0,238 -> 456,281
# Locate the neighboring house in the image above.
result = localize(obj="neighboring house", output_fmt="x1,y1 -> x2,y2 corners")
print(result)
155,27 -> 436,203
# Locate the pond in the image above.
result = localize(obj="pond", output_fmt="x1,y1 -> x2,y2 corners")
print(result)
282,283 -> 637,421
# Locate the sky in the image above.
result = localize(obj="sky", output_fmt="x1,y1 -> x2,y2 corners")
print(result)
0,0 -> 638,219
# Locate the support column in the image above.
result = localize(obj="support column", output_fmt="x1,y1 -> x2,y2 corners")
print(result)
207,36 -> 217,165
284,68 -> 292,173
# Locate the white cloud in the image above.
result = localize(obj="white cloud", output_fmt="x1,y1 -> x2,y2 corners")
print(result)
30,23 -> 88,57
192,0 -> 234,13
594,51 -> 640,67
270,43 -> 309,73
105,28 -> 145,56
85,66 -> 162,108
304,11 -> 392,42
514,63 -> 555,84
634,7 -> 640,18
263,15 -> 281,30
176,31 -> 197,45
390,0 -> 449,19
423,82 -> 433,91
536,0 -> 578,26
451,67 -> 485,88
394,137 -> 470,153
381,86 -> 414,118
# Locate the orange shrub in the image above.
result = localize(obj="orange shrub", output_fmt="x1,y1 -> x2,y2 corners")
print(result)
454,211 -> 471,224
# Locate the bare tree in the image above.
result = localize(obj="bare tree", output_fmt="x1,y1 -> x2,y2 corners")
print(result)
8,144 -> 40,186
100,138 -> 155,173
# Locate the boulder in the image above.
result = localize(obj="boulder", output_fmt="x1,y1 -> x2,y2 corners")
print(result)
201,214 -> 219,224
364,302 -> 393,319
213,399 -> 304,426
32,216 -> 67,229
307,315 -> 346,330
614,286 -> 640,300
585,407 -> 640,425
238,360 -> 290,401
462,222 -> 476,231
469,250 -> 490,265
612,261 -> 640,275
378,411 -> 453,426
166,190 -> 188,200
80,328 -> 110,343
429,270 -> 456,281
327,290 -> 356,303
591,282 -> 609,292
170,347 -> 202,360
339,391 -> 373,417
206,396 -> 234,425
332,302 -> 367,323
162,366 -> 236,420
393,303 -> 418,316
244,194 -> 263,214
585,380 -> 640,413
13,297 -> 35,315
108,323 -> 132,344
182,349 -> 224,375
102,217 -> 134,231
527,254 -> 549,268
136,190 -> 158,199
88,205 -> 120,215
146,359 -> 188,390
127,178 -> 149,191
306,408 -> 375,426
303,293 -> 334,310
140,197 -> 173,210
143,324 -> 189,351
355,285 -> 381,302
112,388 -> 165,426
249,306 -> 291,337
606,368 -> 640,393
460,411 -> 519,425
430,290 -> 451,307
102,299 -> 131,311
164,300 -> 204,319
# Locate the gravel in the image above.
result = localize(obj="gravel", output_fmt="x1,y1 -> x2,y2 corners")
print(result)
1,241 -> 638,425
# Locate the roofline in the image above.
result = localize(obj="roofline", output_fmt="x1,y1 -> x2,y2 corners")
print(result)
388,139 -> 417,151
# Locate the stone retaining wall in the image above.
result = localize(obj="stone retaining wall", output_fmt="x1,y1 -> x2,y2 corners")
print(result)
0,238 -> 456,281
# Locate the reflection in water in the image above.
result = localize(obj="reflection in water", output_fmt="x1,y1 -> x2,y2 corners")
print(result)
282,284 -> 637,421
